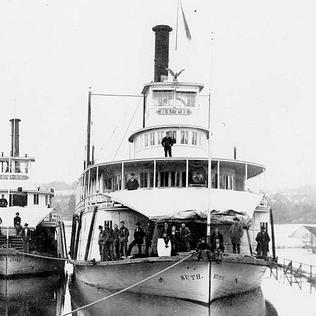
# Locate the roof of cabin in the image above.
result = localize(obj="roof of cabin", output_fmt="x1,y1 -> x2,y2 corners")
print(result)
141,81 -> 204,95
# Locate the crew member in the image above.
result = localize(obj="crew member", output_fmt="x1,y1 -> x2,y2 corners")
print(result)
256,226 -> 270,258
170,225 -> 180,256
161,131 -> 175,157
210,227 -> 224,249
144,221 -> 153,256
103,223 -> 114,261
180,223 -> 191,251
112,224 -> 120,260
126,174 -> 139,190
119,221 -> 129,258
196,238 -> 212,261
21,223 -> 31,253
0,194 -> 8,207
160,222 -> 171,248
127,222 -> 145,256
98,225 -> 105,261
14,212 -> 22,236
229,217 -> 243,254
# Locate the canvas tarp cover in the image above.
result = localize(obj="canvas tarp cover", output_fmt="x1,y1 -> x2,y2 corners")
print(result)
0,206 -> 53,228
109,188 -> 262,226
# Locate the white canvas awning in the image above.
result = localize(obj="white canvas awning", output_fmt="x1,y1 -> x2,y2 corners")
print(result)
0,206 -> 54,228
109,188 -> 263,220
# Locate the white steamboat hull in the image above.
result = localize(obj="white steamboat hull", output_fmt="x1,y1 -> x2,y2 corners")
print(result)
72,254 -> 268,303
0,250 -> 65,277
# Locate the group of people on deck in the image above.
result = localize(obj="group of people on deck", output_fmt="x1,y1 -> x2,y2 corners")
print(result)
196,217 -> 271,261
0,212 -> 32,253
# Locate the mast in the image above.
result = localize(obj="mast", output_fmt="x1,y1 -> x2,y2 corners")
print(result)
207,92 -> 212,244
85,89 -> 92,169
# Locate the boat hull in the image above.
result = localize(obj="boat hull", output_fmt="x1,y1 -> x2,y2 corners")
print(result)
0,250 -> 65,277
71,254 -> 268,303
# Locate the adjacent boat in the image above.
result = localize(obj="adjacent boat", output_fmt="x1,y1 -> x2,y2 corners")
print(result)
69,24 -> 274,303
0,118 -> 67,276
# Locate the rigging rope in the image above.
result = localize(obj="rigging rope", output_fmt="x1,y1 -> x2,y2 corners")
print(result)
62,252 -> 195,316
6,249 -> 68,261
112,96 -> 143,161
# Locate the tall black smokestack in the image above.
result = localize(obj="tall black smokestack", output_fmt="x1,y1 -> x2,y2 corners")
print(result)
152,25 -> 172,82
10,118 -> 21,157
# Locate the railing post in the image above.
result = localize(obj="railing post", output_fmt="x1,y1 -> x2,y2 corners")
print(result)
310,265 -> 313,279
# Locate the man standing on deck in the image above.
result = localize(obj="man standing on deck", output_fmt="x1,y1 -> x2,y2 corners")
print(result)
0,194 -> 8,207
103,223 -> 114,261
98,225 -> 105,261
21,223 -> 31,253
127,222 -> 145,256
14,212 -> 22,236
126,174 -> 139,190
229,217 -> 244,254
112,224 -> 120,260
119,221 -> 129,258
144,221 -> 153,256
180,223 -> 191,251
210,227 -> 224,250
161,131 -> 175,157
256,226 -> 270,258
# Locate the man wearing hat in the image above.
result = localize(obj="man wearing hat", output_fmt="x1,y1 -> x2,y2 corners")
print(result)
161,131 -> 175,157
98,225 -> 105,261
229,217 -> 244,254
127,222 -> 145,256
21,223 -> 31,253
14,212 -> 22,236
126,174 -> 139,190
103,222 -> 114,261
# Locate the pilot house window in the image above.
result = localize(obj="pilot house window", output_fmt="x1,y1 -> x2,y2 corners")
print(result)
34,194 -> 39,205
153,90 -> 174,107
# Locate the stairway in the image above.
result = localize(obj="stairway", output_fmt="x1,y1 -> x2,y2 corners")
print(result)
0,235 -> 7,248
9,236 -> 23,251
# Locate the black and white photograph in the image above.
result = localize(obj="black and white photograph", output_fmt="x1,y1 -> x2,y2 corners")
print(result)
0,1 -> 316,315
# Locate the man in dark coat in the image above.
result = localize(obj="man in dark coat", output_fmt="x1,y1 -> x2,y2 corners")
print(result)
161,131 -> 175,157
0,194 -> 8,207
170,225 -> 180,256
127,222 -> 145,256
196,238 -> 212,261
112,224 -> 120,260
210,227 -> 224,251
21,223 -> 31,253
14,212 -> 22,236
229,217 -> 243,254
160,222 -> 171,248
103,223 -> 114,261
144,221 -> 153,256
256,226 -> 270,258
180,223 -> 191,251
119,221 -> 129,258
126,174 -> 139,190
98,225 -> 105,261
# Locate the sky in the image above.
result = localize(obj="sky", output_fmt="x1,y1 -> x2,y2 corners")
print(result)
0,0 -> 315,191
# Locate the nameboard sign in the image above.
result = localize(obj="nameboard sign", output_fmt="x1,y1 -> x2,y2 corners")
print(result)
156,108 -> 192,115
0,174 -> 29,180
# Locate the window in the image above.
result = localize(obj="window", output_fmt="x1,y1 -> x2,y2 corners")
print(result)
180,131 -> 188,144
34,194 -> 39,205
192,131 -> 198,145
144,133 -> 149,147
153,90 -> 174,107
157,131 -> 164,144
150,132 -> 155,146
140,172 -> 148,188
220,175 -> 234,190
176,92 -> 196,107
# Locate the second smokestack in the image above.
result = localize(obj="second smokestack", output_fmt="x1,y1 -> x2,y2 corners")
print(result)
10,118 -> 21,157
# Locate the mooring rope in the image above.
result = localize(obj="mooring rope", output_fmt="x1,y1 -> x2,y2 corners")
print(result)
7,249 -> 68,261
62,252 -> 195,316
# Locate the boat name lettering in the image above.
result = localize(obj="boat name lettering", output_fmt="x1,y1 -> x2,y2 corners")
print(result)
213,274 -> 224,281
0,175 -> 29,180
156,108 -> 192,115
179,273 -> 202,281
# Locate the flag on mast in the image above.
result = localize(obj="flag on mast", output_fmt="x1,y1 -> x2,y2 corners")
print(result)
180,0 -> 191,40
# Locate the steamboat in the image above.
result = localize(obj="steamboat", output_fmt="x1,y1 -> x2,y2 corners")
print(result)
70,25 -> 274,303
0,118 -> 67,276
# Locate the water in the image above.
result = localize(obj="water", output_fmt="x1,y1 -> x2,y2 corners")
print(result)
1,224 -> 316,316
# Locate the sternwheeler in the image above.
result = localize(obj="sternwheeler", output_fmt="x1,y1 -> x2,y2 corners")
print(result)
70,25 -> 274,303
0,119 -> 67,276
